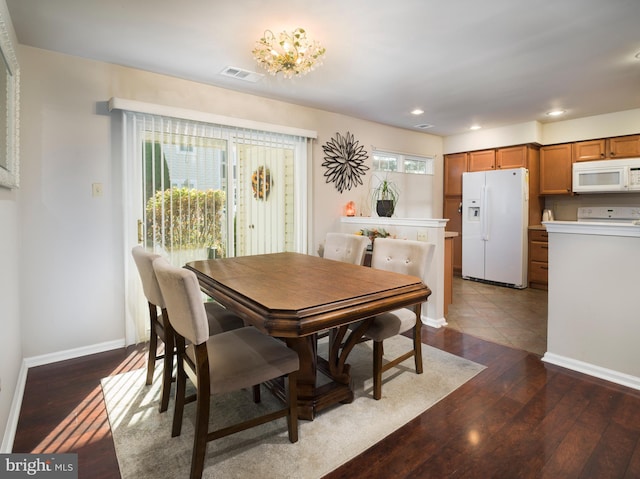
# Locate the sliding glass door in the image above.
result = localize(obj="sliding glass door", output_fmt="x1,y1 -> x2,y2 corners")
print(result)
121,110 -> 311,343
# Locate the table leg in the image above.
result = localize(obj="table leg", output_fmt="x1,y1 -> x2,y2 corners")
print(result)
261,324 -> 369,421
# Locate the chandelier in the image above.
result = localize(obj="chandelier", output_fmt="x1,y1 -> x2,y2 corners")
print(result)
252,28 -> 326,78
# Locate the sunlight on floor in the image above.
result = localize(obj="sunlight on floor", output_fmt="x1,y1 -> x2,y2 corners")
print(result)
29,347 -> 147,453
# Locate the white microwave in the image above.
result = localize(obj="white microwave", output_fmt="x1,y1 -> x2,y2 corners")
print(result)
573,158 -> 640,193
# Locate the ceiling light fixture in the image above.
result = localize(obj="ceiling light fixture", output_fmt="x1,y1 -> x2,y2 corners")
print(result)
470,125 -> 481,130
546,109 -> 566,117
252,28 -> 326,78
411,109 -> 424,116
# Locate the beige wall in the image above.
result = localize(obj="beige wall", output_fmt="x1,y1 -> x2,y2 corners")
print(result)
17,44 -> 443,361
443,109 -> 640,154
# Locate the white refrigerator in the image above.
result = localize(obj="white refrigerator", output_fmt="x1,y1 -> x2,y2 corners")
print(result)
462,167 -> 529,288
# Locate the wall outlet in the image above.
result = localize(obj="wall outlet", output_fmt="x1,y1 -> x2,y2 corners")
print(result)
416,230 -> 428,242
92,182 -> 103,197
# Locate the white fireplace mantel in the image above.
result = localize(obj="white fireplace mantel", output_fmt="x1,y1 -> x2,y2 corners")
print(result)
341,216 -> 448,229
339,216 -> 449,328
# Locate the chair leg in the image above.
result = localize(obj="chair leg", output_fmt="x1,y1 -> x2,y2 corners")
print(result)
190,388 -> 210,479
159,310 -> 174,413
373,341 -> 384,400
414,309 -> 423,375
190,345 -> 211,479
171,356 -> 187,438
252,384 -> 261,403
146,303 -> 159,385
287,373 -> 298,443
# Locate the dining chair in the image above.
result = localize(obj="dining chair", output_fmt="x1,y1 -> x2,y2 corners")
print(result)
131,246 -> 245,412
322,232 -> 370,265
152,257 -> 300,479
363,238 -> 434,400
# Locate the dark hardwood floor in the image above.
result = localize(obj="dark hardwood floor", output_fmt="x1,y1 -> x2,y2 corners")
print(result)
12,327 -> 640,478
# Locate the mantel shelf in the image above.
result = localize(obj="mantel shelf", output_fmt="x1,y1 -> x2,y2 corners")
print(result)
340,216 -> 448,228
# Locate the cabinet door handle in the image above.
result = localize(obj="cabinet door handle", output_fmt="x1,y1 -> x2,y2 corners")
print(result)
541,266 -> 548,270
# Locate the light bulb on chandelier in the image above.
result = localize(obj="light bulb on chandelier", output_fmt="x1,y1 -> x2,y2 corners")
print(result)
253,28 -> 326,78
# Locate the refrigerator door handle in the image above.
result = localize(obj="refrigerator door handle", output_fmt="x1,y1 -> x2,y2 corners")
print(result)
481,184 -> 489,241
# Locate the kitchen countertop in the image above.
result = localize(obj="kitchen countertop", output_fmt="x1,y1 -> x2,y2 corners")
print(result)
528,224 -> 547,231
544,220 -> 640,238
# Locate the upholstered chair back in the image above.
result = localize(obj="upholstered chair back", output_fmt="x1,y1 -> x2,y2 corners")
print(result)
323,232 -> 370,265
371,238 -> 434,278
153,257 -> 210,346
131,246 -> 165,308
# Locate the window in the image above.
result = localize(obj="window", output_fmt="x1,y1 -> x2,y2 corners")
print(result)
117,105 -> 314,346
372,149 -> 434,175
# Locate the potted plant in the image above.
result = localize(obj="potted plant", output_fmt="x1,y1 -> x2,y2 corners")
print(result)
372,177 -> 399,217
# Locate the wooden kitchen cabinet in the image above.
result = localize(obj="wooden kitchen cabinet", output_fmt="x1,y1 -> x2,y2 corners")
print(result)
444,152 -> 467,196
496,145 -> 529,169
574,139 -> 606,162
528,229 -> 548,290
540,143 -> 573,195
468,149 -> 496,171
469,145 -> 533,172
443,196 -> 463,275
609,134 -> 640,158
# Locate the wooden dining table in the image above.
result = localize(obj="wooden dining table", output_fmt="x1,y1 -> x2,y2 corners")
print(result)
185,252 -> 431,420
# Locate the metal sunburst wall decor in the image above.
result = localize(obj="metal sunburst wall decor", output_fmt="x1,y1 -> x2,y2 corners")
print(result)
322,131 -> 370,193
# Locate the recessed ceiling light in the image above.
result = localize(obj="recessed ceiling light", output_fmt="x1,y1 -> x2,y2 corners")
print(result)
546,109 -> 566,117
469,125 -> 481,130
411,109 -> 424,116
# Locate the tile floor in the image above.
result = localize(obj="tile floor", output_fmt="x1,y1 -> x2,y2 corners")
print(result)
444,276 -> 548,356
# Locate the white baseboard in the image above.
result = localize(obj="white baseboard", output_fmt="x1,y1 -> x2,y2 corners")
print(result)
423,315 -> 448,329
1,338 -> 126,453
0,361 -> 28,453
23,339 -> 126,369
542,352 -> 640,391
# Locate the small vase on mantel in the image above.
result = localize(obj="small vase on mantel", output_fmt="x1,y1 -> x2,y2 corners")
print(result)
376,199 -> 394,217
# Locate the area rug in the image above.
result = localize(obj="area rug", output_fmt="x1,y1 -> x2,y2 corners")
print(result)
101,336 -> 485,479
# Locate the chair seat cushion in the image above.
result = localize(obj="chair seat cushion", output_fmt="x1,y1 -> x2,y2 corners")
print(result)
365,308 -> 417,342
186,327 -> 299,395
204,302 -> 245,334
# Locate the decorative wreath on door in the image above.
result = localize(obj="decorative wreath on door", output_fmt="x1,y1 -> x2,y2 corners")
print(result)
251,166 -> 272,200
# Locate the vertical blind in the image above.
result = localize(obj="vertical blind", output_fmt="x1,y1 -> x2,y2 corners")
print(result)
115,103 -> 315,344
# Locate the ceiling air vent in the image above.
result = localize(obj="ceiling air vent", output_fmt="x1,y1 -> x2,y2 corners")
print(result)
220,66 -> 264,83
414,123 -> 434,130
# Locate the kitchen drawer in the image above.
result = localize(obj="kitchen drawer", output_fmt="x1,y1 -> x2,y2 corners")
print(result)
529,261 -> 548,284
530,241 -> 548,262
529,229 -> 548,242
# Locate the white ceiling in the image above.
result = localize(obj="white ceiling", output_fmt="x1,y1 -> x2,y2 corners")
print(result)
6,0 -> 640,136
